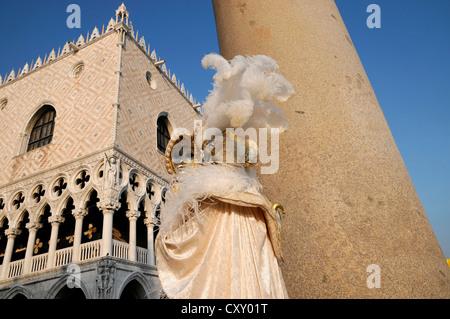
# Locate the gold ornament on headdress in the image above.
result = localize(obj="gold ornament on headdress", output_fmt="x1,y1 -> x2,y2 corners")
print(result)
164,129 -> 257,175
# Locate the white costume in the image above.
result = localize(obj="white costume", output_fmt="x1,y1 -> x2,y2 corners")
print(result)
155,54 -> 294,299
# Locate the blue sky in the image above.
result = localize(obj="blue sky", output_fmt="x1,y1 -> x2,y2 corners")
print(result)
0,1 -> 448,259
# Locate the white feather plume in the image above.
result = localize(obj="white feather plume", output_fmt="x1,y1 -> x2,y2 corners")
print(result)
201,53 -> 294,132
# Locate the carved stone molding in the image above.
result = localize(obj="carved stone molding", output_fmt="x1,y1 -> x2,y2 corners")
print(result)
48,215 -> 65,225
98,200 -> 120,213
5,228 -> 21,238
25,222 -> 42,231
96,258 -> 116,299
126,209 -> 140,221
144,216 -> 159,227
72,208 -> 88,219
0,147 -> 168,232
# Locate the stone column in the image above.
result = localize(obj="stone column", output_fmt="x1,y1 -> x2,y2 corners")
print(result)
126,210 -> 140,262
23,222 -> 42,274
0,228 -> 21,279
144,217 -> 156,265
72,208 -> 87,263
101,206 -> 115,257
47,215 -> 65,268
212,0 -> 450,298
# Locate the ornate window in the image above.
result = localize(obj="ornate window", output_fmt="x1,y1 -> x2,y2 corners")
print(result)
157,115 -> 171,153
69,61 -> 85,79
27,106 -> 56,152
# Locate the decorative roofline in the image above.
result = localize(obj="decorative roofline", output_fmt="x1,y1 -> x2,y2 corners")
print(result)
0,24 -> 115,89
0,4 -> 202,112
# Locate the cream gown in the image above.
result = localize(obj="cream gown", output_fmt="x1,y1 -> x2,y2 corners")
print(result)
155,164 -> 288,299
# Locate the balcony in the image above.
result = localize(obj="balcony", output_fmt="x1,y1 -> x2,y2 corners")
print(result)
0,240 -> 151,281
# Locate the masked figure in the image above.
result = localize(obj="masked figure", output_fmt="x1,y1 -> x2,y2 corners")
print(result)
155,54 -> 294,299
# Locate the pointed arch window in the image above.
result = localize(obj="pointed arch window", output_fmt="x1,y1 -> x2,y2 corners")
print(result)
27,106 -> 56,152
157,115 -> 171,153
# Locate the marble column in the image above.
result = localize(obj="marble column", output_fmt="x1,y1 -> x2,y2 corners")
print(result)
23,222 -> 42,274
0,228 -> 21,279
72,208 -> 87,263
101,206 -> 115,257
126,210 -> 140,262
47,215 -> 65,268
212,0 -> 450,298
144,217 -> 156,266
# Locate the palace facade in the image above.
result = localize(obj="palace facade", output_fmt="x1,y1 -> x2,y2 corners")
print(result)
0,4 -> 200,299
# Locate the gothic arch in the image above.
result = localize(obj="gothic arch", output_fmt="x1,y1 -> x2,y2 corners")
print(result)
45,274 -> 91,299
117,184 -> 129,206
3,286 -> 32,299
81,187 -> 100,209
81,189 -> 102,244
55,193 -> 75,217
0,213 -> 7,228
9,210 -> 30,262
134,193 -> 148,217
117,272 -> 152,299
31,200 -> 52,224
12,207 -> 30,229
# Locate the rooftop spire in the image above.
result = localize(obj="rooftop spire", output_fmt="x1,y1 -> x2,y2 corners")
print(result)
115,3 -> 129,24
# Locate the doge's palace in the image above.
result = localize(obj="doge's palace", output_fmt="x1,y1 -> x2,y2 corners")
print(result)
0,3 -> 200,299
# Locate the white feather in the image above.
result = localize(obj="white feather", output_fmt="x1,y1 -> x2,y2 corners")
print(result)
201,53 -> 294,132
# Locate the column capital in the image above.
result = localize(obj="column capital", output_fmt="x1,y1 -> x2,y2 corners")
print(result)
99,200 -> 119,213
48,215 -> 65,225
26,222 -> 42,231
5,228 -> 21,238
72,208 -> 88,219
126,210 -> 140,220
144,217 -> 159,227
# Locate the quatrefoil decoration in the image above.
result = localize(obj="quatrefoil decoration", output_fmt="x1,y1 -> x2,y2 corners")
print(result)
76,170 -> 91,189
146,183 -> 155,201
129,173 -> 139,192
13,192 -> 25,210
53,178 -> 67,197
32,185 -> 45,203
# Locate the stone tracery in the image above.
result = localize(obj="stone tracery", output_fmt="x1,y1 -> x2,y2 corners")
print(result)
0,150 -> 167,281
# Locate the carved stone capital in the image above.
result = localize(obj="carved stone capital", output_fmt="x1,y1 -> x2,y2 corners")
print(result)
48,215 -> 65,224
144,217 -> 159,227
72,208 -> 88,219
99,200 -> 119,213
126,210 -> 140,220
5,228 -> 21,238
26,222 -> 42,231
